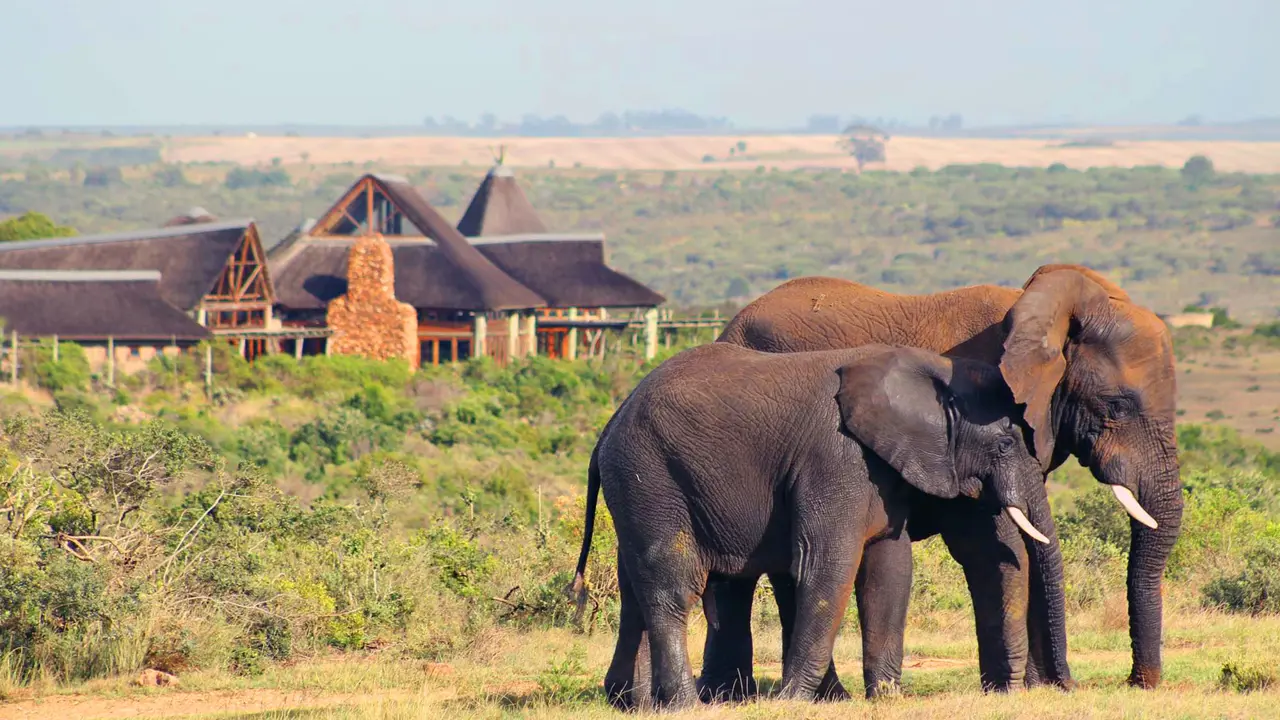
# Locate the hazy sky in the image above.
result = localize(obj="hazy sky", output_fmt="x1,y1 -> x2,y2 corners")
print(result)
3,0 -> 1276,128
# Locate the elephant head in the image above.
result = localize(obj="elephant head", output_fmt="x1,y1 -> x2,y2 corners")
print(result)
835,348 -> 1053,544
999,264 -> 1181,688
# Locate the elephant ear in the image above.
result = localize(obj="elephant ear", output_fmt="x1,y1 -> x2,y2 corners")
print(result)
836,348 -> 960,499
1000,267 -> 1116,463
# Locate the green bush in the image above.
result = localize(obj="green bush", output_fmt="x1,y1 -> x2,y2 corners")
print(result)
1202,536 -> 1280,614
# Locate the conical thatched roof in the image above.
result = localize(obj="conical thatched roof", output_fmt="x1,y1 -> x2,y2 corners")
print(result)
457,165 -> 548,237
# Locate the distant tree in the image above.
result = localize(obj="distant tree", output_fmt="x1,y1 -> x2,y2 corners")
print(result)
477,113 -> 498,133
594,112 -> 623,134
736,140 -> 747,153
68,163 -> 85,185
1181,155 -> 1215,187
225,167 -> 292,189
0,211 -> 76,242
841,124 -> 888,171
84,167 -> 124,186
1047,162 -> 1070,174
725,277 -> 751,299
152,164 -> 188,187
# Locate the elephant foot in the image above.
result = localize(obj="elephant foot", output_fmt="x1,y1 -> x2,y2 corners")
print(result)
696,673 -> 757,703
1026,674 -> 1077,692
817,672 -> 851,702
979,677 -> 1025,694
1128,665 -> 1161,690
605,674 -> 651,712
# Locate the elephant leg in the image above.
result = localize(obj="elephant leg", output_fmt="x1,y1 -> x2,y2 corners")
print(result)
776,552 -> 859,701
604,551 -> 650,710
697,576 -> 759,702
856,530 -> 912,698
630,549 -> 706,709
940,508 -> 1029,693
772,572 -> 846,700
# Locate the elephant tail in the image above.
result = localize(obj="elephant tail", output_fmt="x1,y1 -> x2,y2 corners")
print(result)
569,442 -> 602,624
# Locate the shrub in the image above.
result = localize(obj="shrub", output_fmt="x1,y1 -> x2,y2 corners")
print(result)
29,341 -> 91,392
1220,661 -> 1277,693
1202,536 -> 1280,614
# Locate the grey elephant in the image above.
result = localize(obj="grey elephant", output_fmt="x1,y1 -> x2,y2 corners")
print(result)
571,342 -> 1053,710
701,264 -> 1178,697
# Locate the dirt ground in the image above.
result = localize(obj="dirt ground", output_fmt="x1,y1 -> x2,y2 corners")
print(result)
160,135 -> 1280,173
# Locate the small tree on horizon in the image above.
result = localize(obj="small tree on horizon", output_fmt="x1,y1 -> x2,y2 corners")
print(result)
1181,155 -> 1215,188
841,124 -> 888,171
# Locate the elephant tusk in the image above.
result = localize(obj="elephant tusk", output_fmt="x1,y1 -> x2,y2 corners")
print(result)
1006,507 -> 1051,544
1111,485 -> 1159,529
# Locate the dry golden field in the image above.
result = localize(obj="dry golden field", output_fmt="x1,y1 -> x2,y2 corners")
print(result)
161,134 -> 1280,173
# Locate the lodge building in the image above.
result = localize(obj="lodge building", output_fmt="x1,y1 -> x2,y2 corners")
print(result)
0,165 -> 666,374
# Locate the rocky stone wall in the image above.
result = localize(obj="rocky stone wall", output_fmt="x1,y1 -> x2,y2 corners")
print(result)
326,234 -> 420,368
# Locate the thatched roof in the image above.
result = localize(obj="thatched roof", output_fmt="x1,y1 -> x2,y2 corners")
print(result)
270,237 -> 530,312
473,234 -> 665,308
271,234 -> 664,312
271,173 -> 664,314
301,174 -> 544,311
0,220 -> 256,311
457,165 -> 549,237
0,270 -> 211,341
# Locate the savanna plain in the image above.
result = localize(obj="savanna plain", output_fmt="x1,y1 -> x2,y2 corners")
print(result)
1,133 -> 1280,718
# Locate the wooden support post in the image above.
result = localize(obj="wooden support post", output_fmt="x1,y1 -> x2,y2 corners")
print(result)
325,335 -> 333,356
473,314 -> 487,358
507,313 -> 519,360
294,337 -> 304,360
52,334 -> 59,362
238,337 -> 247,359
9,331 -> 17,385
644,308 -> 658,360
523,314 -> 538,357
106,336 -> 115,386
566,308 -> 578,361
204,343 -> 213,395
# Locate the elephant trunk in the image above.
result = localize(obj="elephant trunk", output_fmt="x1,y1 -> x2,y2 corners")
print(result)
1126,460 -> 1183,689
1024,478 -> 1071,688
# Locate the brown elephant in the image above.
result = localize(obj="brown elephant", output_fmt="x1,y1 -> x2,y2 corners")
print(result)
705,263 -> 1180,693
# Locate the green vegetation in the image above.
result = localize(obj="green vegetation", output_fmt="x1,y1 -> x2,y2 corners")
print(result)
1,147 -> 1280,713
1,158 -> 1278,317
0,327 -> 1277,699
0,211 -> 76,242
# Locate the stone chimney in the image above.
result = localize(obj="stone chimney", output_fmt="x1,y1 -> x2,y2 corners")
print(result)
326,234 -> 420,367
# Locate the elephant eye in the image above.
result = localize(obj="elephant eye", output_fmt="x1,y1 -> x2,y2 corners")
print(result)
997,435 -> 1016,455
1106,395 -> 1138,420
